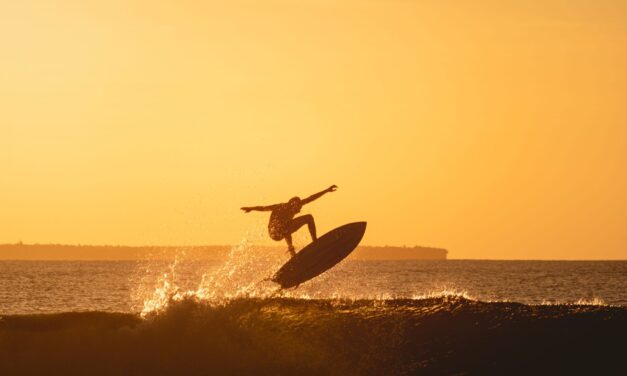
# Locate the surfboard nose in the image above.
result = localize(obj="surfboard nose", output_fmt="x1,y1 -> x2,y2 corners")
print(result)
350,221 -> 367,232
326,222 -> 366,244
345,222 -> 367,241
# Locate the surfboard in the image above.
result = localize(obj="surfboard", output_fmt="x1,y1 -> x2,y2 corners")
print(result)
272,222 -> 367,289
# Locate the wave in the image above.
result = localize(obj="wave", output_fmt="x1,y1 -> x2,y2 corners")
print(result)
1,296 -> 624,376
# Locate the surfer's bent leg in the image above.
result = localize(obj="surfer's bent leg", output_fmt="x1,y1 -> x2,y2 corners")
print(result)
284,234 -> 296,257
288,215 -> 317,242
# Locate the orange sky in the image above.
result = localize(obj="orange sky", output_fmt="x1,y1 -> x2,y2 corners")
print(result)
2,0 -> 626,259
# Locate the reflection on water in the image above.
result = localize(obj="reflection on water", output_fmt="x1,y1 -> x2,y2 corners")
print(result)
0,254 -> 625,314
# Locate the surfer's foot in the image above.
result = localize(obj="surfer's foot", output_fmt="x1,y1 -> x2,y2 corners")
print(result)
287,245 -> 296,257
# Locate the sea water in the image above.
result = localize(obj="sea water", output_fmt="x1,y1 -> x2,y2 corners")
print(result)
0,256 -> 624,314
1,247 -> 625,375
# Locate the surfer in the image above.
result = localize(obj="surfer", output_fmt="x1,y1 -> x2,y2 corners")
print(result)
241,185 -> 338,256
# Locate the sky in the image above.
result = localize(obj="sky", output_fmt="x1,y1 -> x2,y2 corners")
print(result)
1,0 -> 626,259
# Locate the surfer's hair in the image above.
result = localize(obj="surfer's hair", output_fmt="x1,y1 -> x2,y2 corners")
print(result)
288,197 -> 301,206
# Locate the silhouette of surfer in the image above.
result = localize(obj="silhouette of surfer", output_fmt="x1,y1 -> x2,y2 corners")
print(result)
241,185 -> 337,256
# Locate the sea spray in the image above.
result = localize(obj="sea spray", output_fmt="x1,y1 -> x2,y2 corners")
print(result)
139,238 -> 287,316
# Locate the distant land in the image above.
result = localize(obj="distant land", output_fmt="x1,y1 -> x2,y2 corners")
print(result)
0,244 -> 447,261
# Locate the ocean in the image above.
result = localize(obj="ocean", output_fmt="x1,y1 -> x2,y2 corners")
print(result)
0,247 -> 625,375
1,258 -> 625,314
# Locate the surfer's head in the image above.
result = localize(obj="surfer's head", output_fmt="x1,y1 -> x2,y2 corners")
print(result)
288,196 -> 302,211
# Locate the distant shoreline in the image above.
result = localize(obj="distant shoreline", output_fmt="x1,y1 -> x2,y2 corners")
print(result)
0,244 -> 448,261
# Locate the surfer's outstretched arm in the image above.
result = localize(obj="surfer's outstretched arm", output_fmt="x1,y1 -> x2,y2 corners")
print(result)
301,185 -> 337,205
241,205 -> 278,213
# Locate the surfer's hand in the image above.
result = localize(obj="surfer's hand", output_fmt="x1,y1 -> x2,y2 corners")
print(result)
241,207 -> 252,213
327,185 -> 337,192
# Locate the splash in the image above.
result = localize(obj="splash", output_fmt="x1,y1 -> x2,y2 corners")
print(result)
139,254 -> 184,316
573,298 -> 608,306
140,238 -> 285,317
410,288 -> 474,301
540,297 -> 609,306
138,247 -> 499,318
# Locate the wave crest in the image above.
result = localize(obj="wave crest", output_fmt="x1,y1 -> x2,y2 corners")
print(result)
2,296 -> 625,375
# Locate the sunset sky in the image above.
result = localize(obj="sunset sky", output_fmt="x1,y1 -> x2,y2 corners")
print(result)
2,0 -> 626,259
